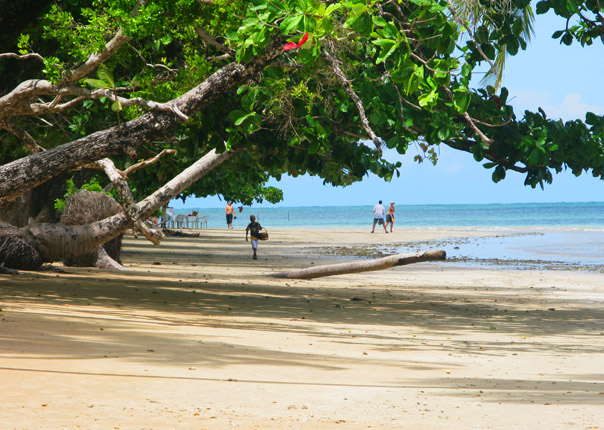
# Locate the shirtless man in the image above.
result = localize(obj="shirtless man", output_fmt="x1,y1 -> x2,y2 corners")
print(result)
225,201 -> 235,229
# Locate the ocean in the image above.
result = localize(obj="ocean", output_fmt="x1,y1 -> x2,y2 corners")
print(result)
175,202 -> 604,230
174,202 -> 604,272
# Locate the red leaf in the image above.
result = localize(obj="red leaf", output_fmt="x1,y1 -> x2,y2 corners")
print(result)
283,33 -> 310,51
296,32 -> 309,47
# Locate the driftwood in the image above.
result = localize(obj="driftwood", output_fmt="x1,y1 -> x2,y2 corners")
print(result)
271,250 -> 446,279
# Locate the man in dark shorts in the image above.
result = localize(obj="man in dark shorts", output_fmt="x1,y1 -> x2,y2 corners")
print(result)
245,215 -> 262,260
371,200 -> 388,233
225,201 -> 235,229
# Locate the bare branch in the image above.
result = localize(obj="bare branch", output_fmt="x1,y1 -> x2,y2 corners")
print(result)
321,45 -> 383,153
24,87 -> 189,120
446,139 -> 528,173
123,149 -> 176,176
118,96 -> 190,121
195,26 -> 235,56
209,53 -> 235,62
129,45 -> 179,73
442,86 -> 493,145
384,71 -> 420,135
59,29 -> 132,85
0,52 -> 45,63
0,119 -> 45,153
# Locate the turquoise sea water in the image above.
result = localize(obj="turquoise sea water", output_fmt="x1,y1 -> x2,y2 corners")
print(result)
175,202 -> 604,230
174,202 -> 604,271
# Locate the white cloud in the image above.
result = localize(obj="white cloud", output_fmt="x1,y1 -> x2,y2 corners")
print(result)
549,93 -> 604,121
509,89 -> 604,122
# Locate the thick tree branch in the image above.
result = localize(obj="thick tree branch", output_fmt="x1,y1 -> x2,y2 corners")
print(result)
97,158 -> 163,245
25,147 -> 234,262
0,36 -> 286,206
445,139 -> 528,173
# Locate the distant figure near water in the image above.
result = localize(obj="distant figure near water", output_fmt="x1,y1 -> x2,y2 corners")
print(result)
371,200 -> 388,233
384,201 -> 395,232
225,201 -> 235,229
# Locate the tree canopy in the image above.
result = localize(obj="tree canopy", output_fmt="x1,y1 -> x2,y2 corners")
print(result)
1,0 -> 603,215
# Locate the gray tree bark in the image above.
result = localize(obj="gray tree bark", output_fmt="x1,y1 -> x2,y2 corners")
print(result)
0,37 -> 285,206
270,250 -> 447,279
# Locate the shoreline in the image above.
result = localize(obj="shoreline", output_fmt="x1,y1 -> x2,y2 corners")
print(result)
163,226 -> 604,273
2,228 -> 603,429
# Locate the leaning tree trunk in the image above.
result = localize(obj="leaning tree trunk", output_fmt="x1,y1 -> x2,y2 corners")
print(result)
271,250 -> 447,279
0,37 -> 285,206
60,189 -> 124,268
0,148 -> 232,270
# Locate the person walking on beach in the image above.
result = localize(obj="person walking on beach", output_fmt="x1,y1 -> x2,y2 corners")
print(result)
246,215 -> 262,260
371,200 -> 388,233
384,201 -> 395,232
225,201 -> 235,229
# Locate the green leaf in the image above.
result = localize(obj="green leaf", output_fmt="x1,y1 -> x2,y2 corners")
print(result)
512,0 -> 531,8
308,139 -> 321,154
280,15 -> 303,35
84,78 -> 113,89
235,113 -> 253,126
96,64 -> 114,89
382,23 -> 399,39
437,127 -> 450,141
552,30 -> 564,39
492,165 -> 506,182
374,39 -> 399,64
453,93 -> 470,114
372,16 -> 387,27
228,109 -> 247,124
527,148 -> 543,165
325,3 -> 342,15
418,90 -> 437,108
585,112 -> 600,125
480,43 -> 496,60
349,12 -> 372,34
561,32 -> 573,45
535,1 -> 550,14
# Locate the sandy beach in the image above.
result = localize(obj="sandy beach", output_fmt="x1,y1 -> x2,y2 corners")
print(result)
1,227 -> 603,429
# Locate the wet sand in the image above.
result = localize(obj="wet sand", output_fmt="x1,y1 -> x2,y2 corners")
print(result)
1,228 -> 603,429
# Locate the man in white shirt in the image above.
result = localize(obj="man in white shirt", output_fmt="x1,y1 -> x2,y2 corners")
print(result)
371,200 -> 388,233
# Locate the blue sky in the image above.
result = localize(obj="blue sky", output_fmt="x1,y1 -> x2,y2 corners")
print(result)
173,9 -> 604,209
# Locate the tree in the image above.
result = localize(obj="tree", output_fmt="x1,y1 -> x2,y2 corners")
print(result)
448,0 -> 535,89
1,0 -> 603,270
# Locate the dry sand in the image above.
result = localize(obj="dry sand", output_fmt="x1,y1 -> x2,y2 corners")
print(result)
1,228 -> 603,429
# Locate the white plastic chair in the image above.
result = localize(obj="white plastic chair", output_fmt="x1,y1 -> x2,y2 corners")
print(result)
175,214 -> 187,229
199,215 -> 208,229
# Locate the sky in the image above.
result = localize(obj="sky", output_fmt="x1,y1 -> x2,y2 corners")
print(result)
172,7 -> 604,210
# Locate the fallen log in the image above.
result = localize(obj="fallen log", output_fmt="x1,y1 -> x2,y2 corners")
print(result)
270,250 -> 446,279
